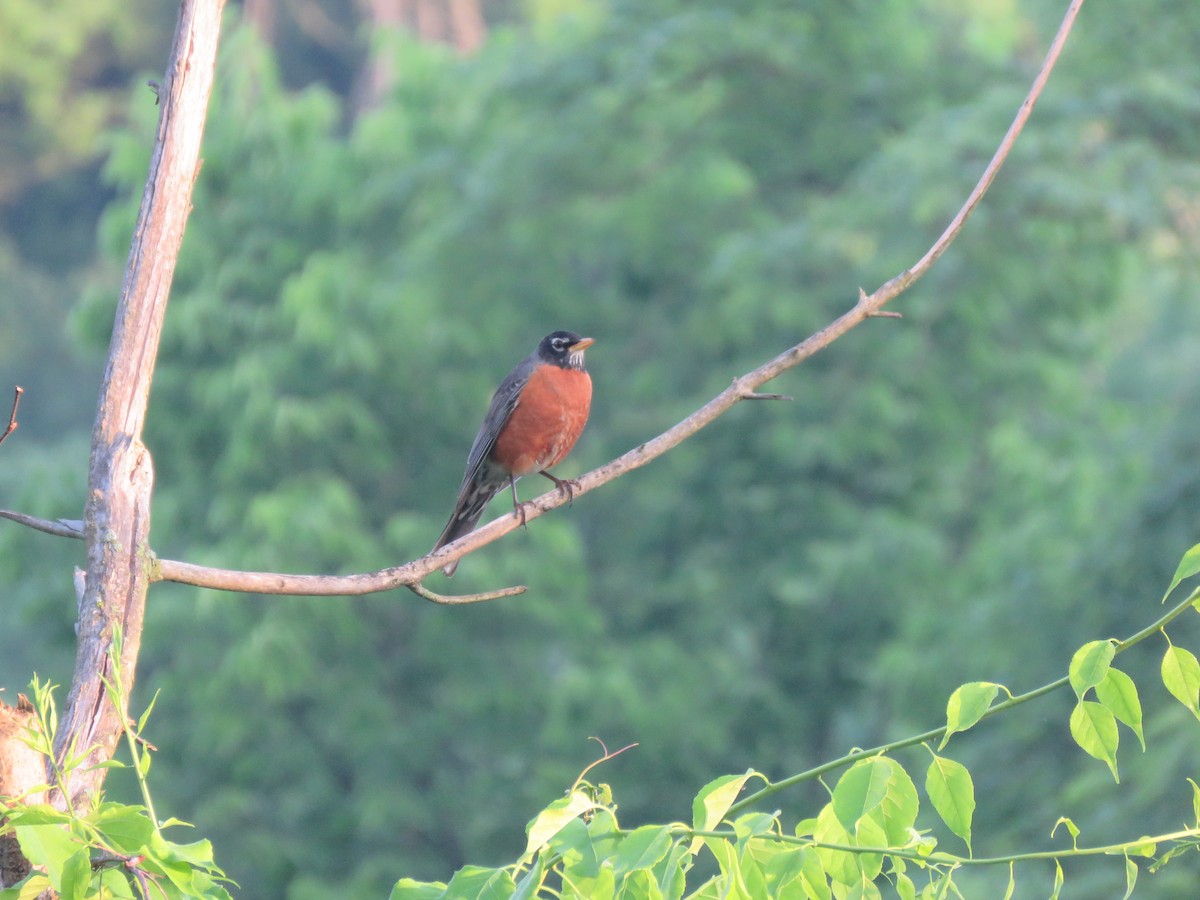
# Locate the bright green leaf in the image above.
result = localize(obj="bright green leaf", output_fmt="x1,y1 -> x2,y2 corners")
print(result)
812,803 -> 856,887
91,803 -> 156,855
1070,701 -> 1120,781
617,867 -> 664,900
1051,817 -> 1080,847
941,682 -> 1001,749
690,771 -> 759,854
444,865 -> 516,899
136,689 -> 161,733
1050,860 -> 1064,900
525,791 -> 597,857
1003,862 -> 1015,900
831,757 -> 917,846
1095,667 -> 1145,750
511,852 -> 545,900
57,849 -> 92,900
1068,640 -> 1116,698
1122,856 -> 1138,899
1161,644 -> 1200,719
925,755 -> 974,854
1122,837 -> 1157,858
895,871 -> 916,900
832,759 -> 892,831
851,814 -> 886,883
612,826 -> 673,878
1189,778 -> 1200,826
1162,542 -> 1200,603
13,824 -> 83,886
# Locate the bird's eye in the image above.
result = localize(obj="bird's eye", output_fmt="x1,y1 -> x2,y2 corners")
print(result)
552,338 -> 568,351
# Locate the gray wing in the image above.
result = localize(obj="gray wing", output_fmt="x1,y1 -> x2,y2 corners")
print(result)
456,352 -> 536,494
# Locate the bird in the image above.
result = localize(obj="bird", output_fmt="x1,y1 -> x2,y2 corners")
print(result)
432,330 -> 595,576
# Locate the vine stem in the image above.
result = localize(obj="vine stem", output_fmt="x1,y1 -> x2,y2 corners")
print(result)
677,827 -> 1200,867
728,586 -> 1200,816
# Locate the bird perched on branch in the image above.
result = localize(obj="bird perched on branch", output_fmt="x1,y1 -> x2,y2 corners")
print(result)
433,331 -> 595,576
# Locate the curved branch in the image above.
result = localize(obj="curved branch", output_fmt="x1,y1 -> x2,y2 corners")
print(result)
1,0 -> 1084,599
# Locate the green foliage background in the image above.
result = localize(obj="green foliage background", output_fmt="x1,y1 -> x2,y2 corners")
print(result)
3,0 -> 1200,896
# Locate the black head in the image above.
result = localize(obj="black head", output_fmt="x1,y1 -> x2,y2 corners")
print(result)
536,331 -> 595,369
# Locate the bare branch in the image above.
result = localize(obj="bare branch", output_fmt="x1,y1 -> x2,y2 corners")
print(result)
0,387 -> 22,447
0,510 -> 84,539
3,0 -> 1085,601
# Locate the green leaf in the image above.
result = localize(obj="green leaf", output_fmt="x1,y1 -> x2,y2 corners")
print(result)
1051,817 -> 1080,847
524,790 -> 597,857
1189,778 -> 1200,826
136,689 -> 161,734
925,754 -> 975,854
761,846 -> 819,898
612,825 -> 673,878
444,865 -> 516,899
895,871 -> 916,900
831,757 -> 918,845
690,771 -> 758,854
1068,640 -> 1116,699
13,824 -> 83,886
1161,644 -> 1200,719
941,682 -> 1001,749
617,867 -> 665,900
91,802 -> 156,854
832,760 -> 892,831
1162,542 -> 1200,603
1069,701 -> 1120,782
390,881 -> 447,900
1094,667 -> 1145,750
1049,860 -> 1064,900
812,803 -> 856,887
1003,862 -> 1016,900
1122,855 -> 1138,900
57,849 -> 93,900
652,842 -> 689,900
511,852 -> 545,900
1122,836 -> 1157,858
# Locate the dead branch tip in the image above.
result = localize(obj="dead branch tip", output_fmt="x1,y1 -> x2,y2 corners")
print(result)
0,386 -> 23,447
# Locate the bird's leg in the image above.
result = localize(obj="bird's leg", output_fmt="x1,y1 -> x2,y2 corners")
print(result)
509,475 -> 527,528
539,470 -> 579,506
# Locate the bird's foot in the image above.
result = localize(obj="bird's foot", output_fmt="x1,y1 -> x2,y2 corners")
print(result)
513,502 -> 529,529
540,471 -> 579,505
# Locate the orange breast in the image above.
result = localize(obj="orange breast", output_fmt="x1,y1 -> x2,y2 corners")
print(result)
492,365 -> 592,477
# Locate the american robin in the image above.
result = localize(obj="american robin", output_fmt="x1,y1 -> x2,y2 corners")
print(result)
432,330 -> 595,576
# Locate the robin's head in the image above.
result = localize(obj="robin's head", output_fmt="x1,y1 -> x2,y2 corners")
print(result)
538,331 -> 595,370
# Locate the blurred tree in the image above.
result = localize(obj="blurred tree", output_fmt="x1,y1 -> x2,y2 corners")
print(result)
3,0 -> 1199,896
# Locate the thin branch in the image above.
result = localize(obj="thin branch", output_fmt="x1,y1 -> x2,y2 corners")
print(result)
0,386 -> 22,447
678,826 -> 1199,868
0,510 -> 84,539
407,580 -> 527,605
1,0 -> 1084,599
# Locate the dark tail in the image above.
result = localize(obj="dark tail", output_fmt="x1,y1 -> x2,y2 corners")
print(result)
432,484 -> 501,576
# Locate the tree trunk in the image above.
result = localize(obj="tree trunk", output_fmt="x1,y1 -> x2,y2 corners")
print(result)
28,0 -> 223,813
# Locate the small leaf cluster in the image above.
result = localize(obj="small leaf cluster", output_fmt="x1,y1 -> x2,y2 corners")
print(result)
0,677 -> 232,900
